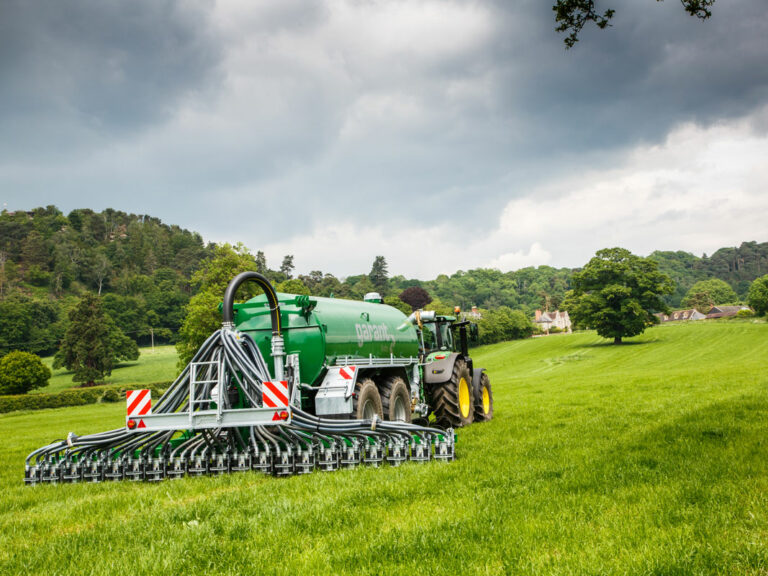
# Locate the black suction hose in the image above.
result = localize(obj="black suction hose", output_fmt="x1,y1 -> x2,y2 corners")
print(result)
221,271 -> 281,336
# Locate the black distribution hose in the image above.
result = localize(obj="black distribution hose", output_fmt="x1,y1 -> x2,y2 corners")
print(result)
222,271 -> 281,335
25,313 -> 454,484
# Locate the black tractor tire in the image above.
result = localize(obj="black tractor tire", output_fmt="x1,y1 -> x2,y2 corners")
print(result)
379,376 -> 412,422
431,358 -> 474,427
473,371 -> 494,422
353,378 -> 383,420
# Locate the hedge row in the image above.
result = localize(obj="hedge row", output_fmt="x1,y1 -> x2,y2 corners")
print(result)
0,382 -> 170,414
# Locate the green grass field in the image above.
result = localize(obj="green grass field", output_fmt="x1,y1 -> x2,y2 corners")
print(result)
2,321 -> 768,574
38,345 -> 179,393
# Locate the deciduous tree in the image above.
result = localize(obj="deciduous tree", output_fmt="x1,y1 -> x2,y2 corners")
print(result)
276,278 -> 310,295
553,0 -> 715,48
748,274 -> 768,316
681,279 -> 738,312
384,296 -> 411,315
565,247 -> 673,344
176,243 -> 256,367
0,351 -> 51,394
399,286 -> 433,311
477,307 -> 534,344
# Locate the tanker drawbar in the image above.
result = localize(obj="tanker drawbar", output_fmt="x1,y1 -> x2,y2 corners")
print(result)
24,272 -> 456,485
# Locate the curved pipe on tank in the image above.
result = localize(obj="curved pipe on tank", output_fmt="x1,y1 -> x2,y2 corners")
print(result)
221,271 -> 281,336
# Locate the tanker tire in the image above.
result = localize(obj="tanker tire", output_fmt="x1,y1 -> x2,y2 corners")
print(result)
431,359 -> 474,428
379,376 -> 412,423
353,378 -> 383,420
473,371 -> 493,422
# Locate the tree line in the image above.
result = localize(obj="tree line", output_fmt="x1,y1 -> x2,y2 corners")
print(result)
1,206 -> 767,391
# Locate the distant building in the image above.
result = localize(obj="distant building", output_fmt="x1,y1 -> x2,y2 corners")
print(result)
706,305 -> 751,319
657,309 -> 707,323
534,310 -> 571,333
466,305 -> 482,319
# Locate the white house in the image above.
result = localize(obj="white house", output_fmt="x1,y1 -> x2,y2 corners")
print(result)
534,310 -> 572,333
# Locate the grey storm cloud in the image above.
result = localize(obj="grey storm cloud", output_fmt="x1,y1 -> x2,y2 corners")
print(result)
1,0 -> 767,275
0,0 -> 222,157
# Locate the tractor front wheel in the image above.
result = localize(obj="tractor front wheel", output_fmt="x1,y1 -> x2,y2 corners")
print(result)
473,371 -> 493,422
431,359 -> 474,427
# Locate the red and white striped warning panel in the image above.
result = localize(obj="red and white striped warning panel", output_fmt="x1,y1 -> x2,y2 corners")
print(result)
127,389 -> 152,419
262,380 -> 289,409
338,366 -> 356,380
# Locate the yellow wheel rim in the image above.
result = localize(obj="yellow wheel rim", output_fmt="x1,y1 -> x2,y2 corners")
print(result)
482,386 -> 490,414
459,377 -> 471,418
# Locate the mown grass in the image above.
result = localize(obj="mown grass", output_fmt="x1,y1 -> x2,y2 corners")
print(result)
38,345 -> 179,394
2,321 -> 768,575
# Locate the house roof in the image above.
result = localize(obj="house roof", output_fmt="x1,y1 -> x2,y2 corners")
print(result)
707,305 -> 749,317
658,309 -> 705,322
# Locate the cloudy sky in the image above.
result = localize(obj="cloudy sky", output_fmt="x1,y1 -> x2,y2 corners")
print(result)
2,0 -> 767,278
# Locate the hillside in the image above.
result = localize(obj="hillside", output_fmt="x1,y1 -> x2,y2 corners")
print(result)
0,207 -> 210,354
1,206 -> 766,358
1,321 -> 767,574
651,242 -> 768,306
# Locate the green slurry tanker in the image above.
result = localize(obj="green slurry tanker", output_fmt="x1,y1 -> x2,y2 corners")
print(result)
25,272 -> 493,484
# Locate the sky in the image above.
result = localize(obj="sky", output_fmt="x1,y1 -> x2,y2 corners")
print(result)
1,0 -> 767,279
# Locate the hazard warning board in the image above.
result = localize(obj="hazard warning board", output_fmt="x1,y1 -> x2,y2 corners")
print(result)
126,389 -> 152,428
338,366 -> 356,380
262,380 -> 289,409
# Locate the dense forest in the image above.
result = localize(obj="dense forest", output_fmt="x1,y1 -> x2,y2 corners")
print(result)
650,244 -> 768,306
0,207 -> 208,355
1,206 -> 766,358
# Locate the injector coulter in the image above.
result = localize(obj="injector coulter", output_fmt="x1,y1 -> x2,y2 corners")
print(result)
25,272 -> 493,484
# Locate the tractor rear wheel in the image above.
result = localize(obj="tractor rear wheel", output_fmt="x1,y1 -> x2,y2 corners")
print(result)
473,371 -> 493,422
353,378 -> 383,420
431,359 -> 474,427
380,376 -> 411,422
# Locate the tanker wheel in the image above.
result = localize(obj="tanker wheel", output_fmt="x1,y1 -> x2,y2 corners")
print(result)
473,371 -> 494,422
379,376 -> 412,423
431,359 -> 474,427
353,378 -> 383,420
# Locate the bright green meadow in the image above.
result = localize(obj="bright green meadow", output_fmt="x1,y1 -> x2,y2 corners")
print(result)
1,320 -> 767,574
38,345 -> 179,393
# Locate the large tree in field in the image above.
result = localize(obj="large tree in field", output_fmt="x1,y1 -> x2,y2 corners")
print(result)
54,293 -> 139,385
565,247 -> 673,344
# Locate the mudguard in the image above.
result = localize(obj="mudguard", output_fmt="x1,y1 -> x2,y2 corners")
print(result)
423,352 -> 463,385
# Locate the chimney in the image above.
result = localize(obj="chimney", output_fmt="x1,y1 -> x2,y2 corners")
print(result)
535,309 -> 542,321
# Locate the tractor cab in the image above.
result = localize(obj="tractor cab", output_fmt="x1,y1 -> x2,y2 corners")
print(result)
420,315 -> 456,354
418,311 -> 478,358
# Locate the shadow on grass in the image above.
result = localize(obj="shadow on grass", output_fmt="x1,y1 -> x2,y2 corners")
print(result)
579,338 -> 661,348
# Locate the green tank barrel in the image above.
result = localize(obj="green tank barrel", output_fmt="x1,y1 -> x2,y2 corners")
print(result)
233,293 -> 420,386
